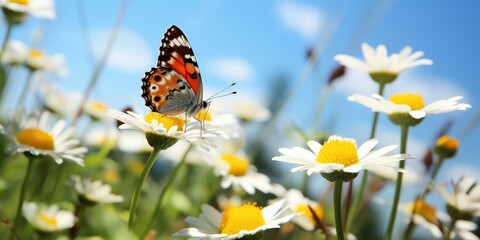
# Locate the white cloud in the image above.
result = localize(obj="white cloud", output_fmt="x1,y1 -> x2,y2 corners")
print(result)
206,57 -> 254,82
277,1 -> 324,39
332,68 -> 470,103
90,28 -> 152,72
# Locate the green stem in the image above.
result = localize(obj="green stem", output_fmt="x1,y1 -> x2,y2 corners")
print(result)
385,124 -> 409,240
422,156 -> 445,198
0,23 -> 13,62
141,145 -> 192,237
128,147 -> 161,228
334,181 -> 345,240
10,157 -> 33,239
16,69 -> 34,107
0,23 -> 13,100
402,218 -> 416,240
443,218 -> 457,240
345,83 -> 385,232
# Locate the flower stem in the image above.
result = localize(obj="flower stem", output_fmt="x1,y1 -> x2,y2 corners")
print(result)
443,218 -> 457,240
345,83 -> 385,232
0,23 -> 13,100
422,156 -> 445,197
16,69 -> 34,107
385,124 -> 409,240
10,157 -> 33,239
402,217 -> 416,240
141,145 -> 192,237
334,181 -> 345,240
128,147 -> 161,228
0,23 -> 12,61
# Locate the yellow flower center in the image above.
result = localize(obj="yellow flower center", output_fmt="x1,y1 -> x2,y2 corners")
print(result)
8,0 -> 29,5
144,112 -> 184,131
436,135 -> 459,151
407,199 -> 437,224
389,93 -> 425,110
38,214 -> 58,227
28,49 -> 44,59
295,204 -> 324,224
220,203 -> 265,235
316,136 -> 359,167
194,109 -> 212,121
89,101 -> 107,112
16,128 -> 54,150
221,153 -> 250,176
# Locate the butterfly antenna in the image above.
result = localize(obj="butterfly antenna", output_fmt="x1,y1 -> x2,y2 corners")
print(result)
206,83 -> 237,101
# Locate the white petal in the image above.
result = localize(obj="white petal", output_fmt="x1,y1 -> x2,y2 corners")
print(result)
356,139 -> 378,159
409,110 -> 427,119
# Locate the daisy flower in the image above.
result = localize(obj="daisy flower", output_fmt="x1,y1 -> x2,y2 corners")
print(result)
436,177 -> 480,219
83,100 -> 110,121
334,43 -> 432,84
1,40 -> 26,64
205,149 -> 285,195
399,199 -> 479,240
0,108 -> 87,165
108,109 -> 218,150
348,93 -> 471,126
400,199 -> 444,238
193,102 -> 240,139
72,175 -> 124,205
22,202 -> 75,233
35,78 -> 83,119
277,189 -> 324,231
231,99 -> 271,122
0,0 -> 55,20
26,48 -> 67,75
172,199 -> 297,239
273,135 -> 411,182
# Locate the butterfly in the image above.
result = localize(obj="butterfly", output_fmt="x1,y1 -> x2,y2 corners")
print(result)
141,25 -> 208,118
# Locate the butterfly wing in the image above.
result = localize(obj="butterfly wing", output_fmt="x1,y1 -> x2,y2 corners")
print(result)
141,67 -> 199,115
157,25 -> 203,105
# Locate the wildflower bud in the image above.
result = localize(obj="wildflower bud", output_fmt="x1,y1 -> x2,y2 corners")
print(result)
327,65 -> 345,85
306,48 -> 316,60
434,135 -> 459,159
368,177 -> 385,194
422,149 -> 434,172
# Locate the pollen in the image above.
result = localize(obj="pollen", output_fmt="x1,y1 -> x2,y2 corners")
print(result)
316,136 -> 359,167
38,214 -> 58,227
407,199 -> 437,224
16,128 -> 54,150
220,203 -> 265,235
8,0 -> 29,5
221,153 -> 250,176
28,49 -> 44,59
389,93 -> 425,110
295,204 -> 324,224
194,109 -> 212,121
144,112 -> 184,131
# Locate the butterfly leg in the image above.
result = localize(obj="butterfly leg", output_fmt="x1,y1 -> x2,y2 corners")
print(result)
192,115 -> 205,139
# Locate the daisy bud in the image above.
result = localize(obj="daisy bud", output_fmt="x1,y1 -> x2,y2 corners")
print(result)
328,65 -> 345,85
434,135 -> 459,159
422,149 -> 434,172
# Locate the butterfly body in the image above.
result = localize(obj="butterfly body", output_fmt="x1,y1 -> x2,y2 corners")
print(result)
141,25 -> 208,117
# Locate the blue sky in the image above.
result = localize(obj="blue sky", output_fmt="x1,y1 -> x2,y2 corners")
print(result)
3,0 -> 480,206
